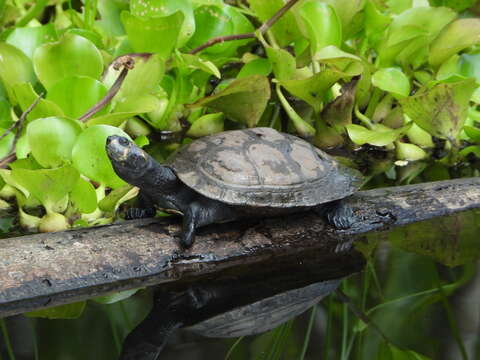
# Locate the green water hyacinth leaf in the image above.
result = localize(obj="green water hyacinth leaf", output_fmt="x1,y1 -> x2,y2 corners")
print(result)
313,46 -> 363,75
400,78 -> 477,140
26,302 -> 86,319
377,7 -> 456,68
463,125 -> 480,142
6,23 -> 57,59
72,125 -> 131,189
33,33 -> 103,90
237,58 -> 272,79
266,47 -> 296,81
247,0 -> 301,47
0,42 -> 36,101
187,5 -> 253,55
121,11 -> 183,59
346,123 -> 412,146
280,55 -> 361,112
12,165 -> 80,212
298,1 -> 342,57
12,83 -> 64,121
88,95 -> 160,127
27,116 -> 82,168
429,18 -> 480,68
70,177 -> 97,214
396,142 -> 428,161
364,1 -> 391,48
98,184 -> 138,212
88,97 -> 159,127
187,112 -> 224,137
372,68 -> 410,98
406,122 -> 434,148
104,54 -> 164,104
178,53 -> 220,78
190,75 -> 270,127
130,0 -> 195,47
0,99 -> 11,128
46,76 -> 108,119
0,130 -> 14,159
276,85 -> 316,139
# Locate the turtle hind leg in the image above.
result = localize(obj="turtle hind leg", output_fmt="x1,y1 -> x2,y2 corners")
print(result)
316,199 -> 356,230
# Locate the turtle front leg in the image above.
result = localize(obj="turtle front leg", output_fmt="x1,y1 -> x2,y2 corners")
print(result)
316,199 -> 356,229
180,200 -> 239,248
180,203 -> 200,249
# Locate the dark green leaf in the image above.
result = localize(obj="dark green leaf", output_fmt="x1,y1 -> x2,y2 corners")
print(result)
266,47 -> 296,81
190,75 -> 270,127
400,79 -> 477,140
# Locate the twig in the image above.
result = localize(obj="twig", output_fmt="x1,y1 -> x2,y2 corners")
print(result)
78,53 -> 151,122
335,289 -> 390,342
189,0 -> 301,55
0,93 -> 44,169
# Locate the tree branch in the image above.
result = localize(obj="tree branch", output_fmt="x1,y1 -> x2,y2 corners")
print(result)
78,54 -> 150,122
189,0 -> 300,54
1,177 -> 479,317
0,93 -> 44,168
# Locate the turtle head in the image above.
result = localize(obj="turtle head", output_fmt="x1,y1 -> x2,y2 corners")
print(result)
106,135 -> 151,184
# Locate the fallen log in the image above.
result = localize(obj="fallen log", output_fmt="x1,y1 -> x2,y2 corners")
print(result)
1,177 -> 479,318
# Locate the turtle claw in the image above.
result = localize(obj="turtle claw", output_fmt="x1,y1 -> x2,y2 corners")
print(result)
318,200 -> 355,230
125,207 -> 156,220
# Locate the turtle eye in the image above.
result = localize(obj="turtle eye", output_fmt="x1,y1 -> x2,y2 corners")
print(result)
118,137 -> 129,146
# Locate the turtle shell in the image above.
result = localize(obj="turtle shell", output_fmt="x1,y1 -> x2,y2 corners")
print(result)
169,127 -> 362,207
187,280 -> 340,338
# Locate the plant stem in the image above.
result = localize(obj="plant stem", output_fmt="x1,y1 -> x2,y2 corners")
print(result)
189,0 -> 300,54
16,0 -> 48,27
299,305 -> 317,360
0,93 -> 44,168
224,337 -> 244,360
79,54 -> 149,122
0,319 -> 15,360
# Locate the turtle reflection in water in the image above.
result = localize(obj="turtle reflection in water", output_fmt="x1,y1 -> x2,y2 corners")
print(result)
120,279 -> 340,359
106,127 -> 363,248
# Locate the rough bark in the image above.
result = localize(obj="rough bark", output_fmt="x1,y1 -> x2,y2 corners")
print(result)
1,177 -> 479,318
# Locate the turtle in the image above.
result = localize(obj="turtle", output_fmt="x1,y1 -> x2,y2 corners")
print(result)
105,127 -> 363,248
119,278 -> 341,360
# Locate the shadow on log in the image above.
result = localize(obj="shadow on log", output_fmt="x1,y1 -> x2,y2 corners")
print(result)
1,177 -> 479,317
